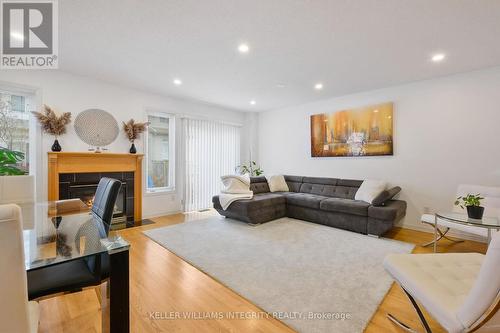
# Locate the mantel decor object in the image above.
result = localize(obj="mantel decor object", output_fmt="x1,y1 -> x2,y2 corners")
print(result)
74,109 -> 119,153
32,105 -> 72,152
122,119 -> 149,154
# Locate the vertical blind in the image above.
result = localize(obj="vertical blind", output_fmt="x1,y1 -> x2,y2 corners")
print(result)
183,118 -> 241,211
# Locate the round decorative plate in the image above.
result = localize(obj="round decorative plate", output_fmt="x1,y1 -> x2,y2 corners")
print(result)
74,109 -> 119,147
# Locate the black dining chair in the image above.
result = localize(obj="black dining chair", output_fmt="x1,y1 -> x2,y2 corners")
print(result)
92,177 -> 122,226
27,178 -> 122,300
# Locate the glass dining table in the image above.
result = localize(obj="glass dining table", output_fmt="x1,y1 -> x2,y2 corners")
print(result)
21,199 -> 130,333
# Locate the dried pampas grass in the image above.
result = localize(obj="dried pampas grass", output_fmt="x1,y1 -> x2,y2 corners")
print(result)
32,105 -> 72,136
123,119 -> 149,142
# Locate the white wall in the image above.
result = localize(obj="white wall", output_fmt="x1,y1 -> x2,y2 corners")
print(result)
0,70 -> 248,218
258,67 -> 500,231
241,112 -> 259,164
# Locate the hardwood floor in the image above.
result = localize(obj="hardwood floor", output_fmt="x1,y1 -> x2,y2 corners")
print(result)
37,211 -> 487,333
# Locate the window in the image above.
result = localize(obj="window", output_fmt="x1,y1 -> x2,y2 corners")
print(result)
0,91 -> 32,174
183,118 -> 241,211
146,112 -> 175,193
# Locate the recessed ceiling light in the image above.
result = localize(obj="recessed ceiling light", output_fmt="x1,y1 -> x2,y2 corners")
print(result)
249,100 -> 256,105
173,78 -> 182,86
314,83 -> 323,90
431,53 -> 446,62
238,43 -> 250,53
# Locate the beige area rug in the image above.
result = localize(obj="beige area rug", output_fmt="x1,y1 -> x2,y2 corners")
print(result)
144,217 -> 414,333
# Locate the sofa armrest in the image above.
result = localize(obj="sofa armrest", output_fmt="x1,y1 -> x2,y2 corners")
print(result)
368,200 -> 407,221
372,186 -> 402,206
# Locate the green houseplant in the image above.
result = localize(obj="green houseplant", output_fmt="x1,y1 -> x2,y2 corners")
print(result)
236,161 -> 264,176
455,193 -> 485,219
0,147 -> 27,175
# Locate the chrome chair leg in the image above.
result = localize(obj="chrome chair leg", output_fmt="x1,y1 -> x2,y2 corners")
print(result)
387,313 -> 420,333
421,222 -> 464,247
387,287 -> 433,333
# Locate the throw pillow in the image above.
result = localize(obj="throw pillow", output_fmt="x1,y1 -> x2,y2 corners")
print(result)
266,175 -> 289,192
354,180 -> 387,204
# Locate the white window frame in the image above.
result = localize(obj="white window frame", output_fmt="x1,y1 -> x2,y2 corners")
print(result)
0,86 -> 38,176
145,110 -> 176,194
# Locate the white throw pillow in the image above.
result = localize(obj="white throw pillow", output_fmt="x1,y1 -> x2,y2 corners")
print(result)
266,175 -> 289,192
355,180 -> 388,204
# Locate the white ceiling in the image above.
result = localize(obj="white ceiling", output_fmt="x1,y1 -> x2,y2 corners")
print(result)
59,0 -> 500,112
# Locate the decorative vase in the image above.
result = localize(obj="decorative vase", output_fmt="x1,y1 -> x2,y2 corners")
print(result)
129,142 -> 137,154
51,139 -> 62,152
467,206 -> 484,219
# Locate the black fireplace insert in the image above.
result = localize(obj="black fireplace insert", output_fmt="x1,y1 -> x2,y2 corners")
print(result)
59,172 -> 135,223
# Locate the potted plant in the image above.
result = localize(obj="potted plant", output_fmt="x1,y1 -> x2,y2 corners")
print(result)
236,161 -> 264,176
0,147 -> 27,175
123,119 -> 149,154
455,193 -> 485,219
32,105 -> 72,152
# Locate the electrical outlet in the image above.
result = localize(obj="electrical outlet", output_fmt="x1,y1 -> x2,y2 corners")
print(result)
423,206 -> 430,214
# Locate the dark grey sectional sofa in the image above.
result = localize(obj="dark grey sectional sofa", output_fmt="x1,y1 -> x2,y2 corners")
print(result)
212,175 -> 406,237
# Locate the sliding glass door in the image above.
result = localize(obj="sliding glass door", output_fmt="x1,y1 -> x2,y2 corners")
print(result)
183,118 -> 240,211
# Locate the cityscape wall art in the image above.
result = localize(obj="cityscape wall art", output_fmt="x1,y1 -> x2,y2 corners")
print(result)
310,102 -> 393,157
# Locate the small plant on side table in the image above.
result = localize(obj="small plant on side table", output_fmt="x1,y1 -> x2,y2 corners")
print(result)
455,193 -> 485,219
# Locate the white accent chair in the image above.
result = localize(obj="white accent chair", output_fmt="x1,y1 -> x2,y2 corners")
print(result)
421,184 -> 500,246
0,175 -> 35,228
384,231 -> 500,333
0,204 -> 39,333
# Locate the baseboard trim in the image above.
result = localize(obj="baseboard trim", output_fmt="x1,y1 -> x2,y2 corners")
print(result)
142,210 -> 183,220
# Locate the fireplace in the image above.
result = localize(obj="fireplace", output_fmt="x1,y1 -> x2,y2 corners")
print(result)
59,172 -> 135,224
48,152 -> 143,224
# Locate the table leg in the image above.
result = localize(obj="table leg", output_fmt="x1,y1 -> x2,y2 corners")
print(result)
434,215 -> 438,253
102,249 -> 129,333
488,229 -> 492,244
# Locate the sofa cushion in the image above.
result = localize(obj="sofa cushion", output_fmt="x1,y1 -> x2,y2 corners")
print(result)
284,175 -> 303,183
250,177 -> 270,194
320,198 -> 370,216
299,183 -> 358,199
284,175 -> 303,192
337,179 -> 363,187
286,182 -> 302,192
212,193 -> 285,209
285,193 -> 328,209
330,186 -> 358,199
302,177 -> 338,185
250,176 -> 267,183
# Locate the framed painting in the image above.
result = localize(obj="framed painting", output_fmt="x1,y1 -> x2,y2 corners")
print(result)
310,102 -> 393,157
